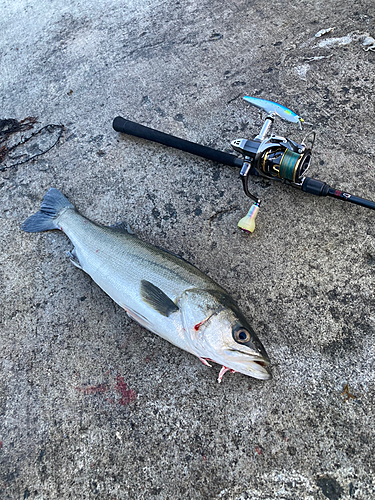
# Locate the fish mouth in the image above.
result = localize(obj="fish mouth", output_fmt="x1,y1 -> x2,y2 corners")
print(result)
247,358 -> 272,380
227,348 -> 272,380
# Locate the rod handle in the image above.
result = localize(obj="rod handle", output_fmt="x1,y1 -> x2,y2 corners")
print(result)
113,116 -> 243,168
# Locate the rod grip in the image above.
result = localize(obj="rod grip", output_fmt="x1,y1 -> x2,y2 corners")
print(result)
112,116 -> 243,168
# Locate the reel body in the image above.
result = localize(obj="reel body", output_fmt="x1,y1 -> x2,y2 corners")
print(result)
231,106 -> 315,204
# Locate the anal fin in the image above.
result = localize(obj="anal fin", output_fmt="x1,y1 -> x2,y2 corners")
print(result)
68,248 -> 82,269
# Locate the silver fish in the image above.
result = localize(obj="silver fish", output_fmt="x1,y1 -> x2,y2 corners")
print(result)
22,189 -> 271,382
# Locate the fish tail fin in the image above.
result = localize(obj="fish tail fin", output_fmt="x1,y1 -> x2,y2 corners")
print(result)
21,188 -> 75,233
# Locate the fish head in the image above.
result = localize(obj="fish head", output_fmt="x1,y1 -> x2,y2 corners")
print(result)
180,289 -> 271,380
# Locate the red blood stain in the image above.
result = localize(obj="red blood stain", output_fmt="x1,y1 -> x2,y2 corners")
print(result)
75,384 -> 109,395
75,376 -> 137,406
255,446 -> 263,455
0,441 -> 2,449
194,321 -> 204,331
115,374 -> 137,405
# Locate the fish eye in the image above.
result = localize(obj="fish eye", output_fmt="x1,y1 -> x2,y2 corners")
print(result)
234,328 -> 251,343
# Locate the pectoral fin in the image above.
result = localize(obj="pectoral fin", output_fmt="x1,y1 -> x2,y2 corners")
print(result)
140,280 -> 179,317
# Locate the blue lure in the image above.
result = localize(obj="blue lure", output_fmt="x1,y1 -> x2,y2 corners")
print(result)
243,96 -> 304,128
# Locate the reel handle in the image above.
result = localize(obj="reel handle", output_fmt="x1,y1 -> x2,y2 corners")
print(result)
113,116 -> 243,168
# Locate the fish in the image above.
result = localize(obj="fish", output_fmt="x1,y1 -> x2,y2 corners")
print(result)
21,188 -> 271,382
243,96 -> 304,128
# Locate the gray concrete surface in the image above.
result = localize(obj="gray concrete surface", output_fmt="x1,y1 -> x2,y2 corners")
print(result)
1,0 -> 374,498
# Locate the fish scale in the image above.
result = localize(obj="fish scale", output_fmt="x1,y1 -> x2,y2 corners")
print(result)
61,209 -> 207,296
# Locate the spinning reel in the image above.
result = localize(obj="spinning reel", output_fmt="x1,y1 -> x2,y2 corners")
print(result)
230,97 -> 316,231
113,96 -> 375,232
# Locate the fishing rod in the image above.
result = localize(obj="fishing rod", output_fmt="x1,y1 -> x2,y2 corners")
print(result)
113,96 -> 375,233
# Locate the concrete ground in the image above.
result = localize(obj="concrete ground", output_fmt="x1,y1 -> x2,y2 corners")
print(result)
1,0 -> 374,498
